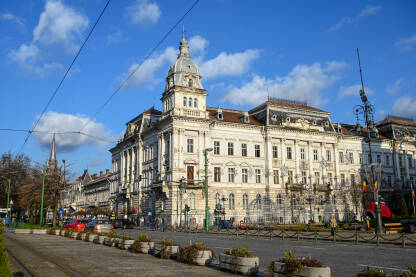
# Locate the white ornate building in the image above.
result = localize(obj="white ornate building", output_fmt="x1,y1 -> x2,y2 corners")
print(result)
109,33 -> 416,227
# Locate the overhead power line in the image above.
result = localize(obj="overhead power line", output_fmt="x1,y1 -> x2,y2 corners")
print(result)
16,0 -> 111,155
79,0 -> 200,133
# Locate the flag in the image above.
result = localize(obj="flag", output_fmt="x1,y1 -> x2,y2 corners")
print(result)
363,178 -> 368,192
373,179 -> 378,191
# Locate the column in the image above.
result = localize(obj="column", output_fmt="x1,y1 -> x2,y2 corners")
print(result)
169,131 -> 173,173
294,140 -> 299,183
265,135 -> 272,186
281,138 -> 286,184
404,151 -> 410,180
308,141 -> 313,185
160,133 -> 165,176
394,152 -> 401,180
320,143 -> 326,183
121,151 -> 125,185
334,144 -> 340,185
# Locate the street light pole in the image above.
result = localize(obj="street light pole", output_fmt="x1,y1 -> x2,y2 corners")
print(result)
204,148 -> 213,232
354,48 -> 383,234
40,165 -> 46,225
6,178 -> 11,224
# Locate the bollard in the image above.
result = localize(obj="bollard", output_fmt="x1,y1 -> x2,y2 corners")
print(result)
269,229 -> 272,240
402,233 -> 406,248
314,230 -> 317,244
355,229 -> 358,245
296,230 -> 299,241
282,229 -> 285,241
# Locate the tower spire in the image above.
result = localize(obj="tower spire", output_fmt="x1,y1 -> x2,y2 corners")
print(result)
48,133 -> 57,169
178,28 -> 190,58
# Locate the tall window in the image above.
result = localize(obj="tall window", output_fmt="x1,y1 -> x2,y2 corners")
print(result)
349,153 -> 354,164
189,193 -> 196,209
214,167 -> 221,182
229,194 -> 235,210
242,168 -> 248,183
272,146 -> 278,158
214,141 -> 220,155
314,172 -> 320,185
339,152 -> 344,163
187,166 -> 194,184
376,154 -> 381,164
228,168 -> 235,182
350,174 -> 355,186
287,147 -> 292,159
326,150 -> 331,161
313,149 -> 318,161
188,97 -> 192,107
302,171 -> 307,184
300,148 -> 305,160
408,155 -> 413,168
255,144 -> 261,157
399,156 -> 403,167
183,97 -> 187,107
215,193 -> 221,205
288,171 -> 293,184
241,143 -> 247,157
256,194 -> 262,210
277,194 -> 283,205
273,170 -> 279,184
187,139 -> 194,153
243,194 -> 248,209
255,169 -> 261,183
228,142 -> 234,156
341,173 -> 345,186
385,155 -> 390,166
193,98 -> 198,108
188,79 -> 193,87
327,172 -> 332,185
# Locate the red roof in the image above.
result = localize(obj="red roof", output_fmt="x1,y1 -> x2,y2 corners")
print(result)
206,107 -> 263,126
143,107 -> 162,115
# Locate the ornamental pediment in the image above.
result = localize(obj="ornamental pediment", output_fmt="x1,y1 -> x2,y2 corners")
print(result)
225,161 -> 237,166
239,162 -> 250,167
184,159 -> 198,164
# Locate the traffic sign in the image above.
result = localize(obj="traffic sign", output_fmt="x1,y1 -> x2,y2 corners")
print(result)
147,211 -> 152,216
58,209 -> 63,215
9,200 -> 14,205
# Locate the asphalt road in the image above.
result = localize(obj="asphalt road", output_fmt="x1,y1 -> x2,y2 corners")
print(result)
115,228 -> 416,277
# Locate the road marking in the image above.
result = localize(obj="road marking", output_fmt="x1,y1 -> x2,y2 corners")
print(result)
296,246 -> 325,250
358,264 -> 408,272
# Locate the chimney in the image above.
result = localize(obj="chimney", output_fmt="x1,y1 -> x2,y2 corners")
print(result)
105,169 -> 110,175
92,173 -> 97,178
100,171 -> 103,177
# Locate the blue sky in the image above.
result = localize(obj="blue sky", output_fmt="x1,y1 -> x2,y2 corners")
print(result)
1,0 -> 415,178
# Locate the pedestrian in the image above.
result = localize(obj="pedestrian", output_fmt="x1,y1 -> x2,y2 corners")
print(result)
330,214 -> 337,236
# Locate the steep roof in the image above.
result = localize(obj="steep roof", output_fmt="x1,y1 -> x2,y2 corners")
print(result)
266,99 -> 327,113
143,106 -> 162,115
207,107 -> 263,126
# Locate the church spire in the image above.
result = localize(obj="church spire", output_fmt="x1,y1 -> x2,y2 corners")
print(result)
48,133 -> 57,169
178,28 -> 190,58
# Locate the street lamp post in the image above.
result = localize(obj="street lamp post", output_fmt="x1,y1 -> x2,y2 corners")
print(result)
204,148 -> 213,232
40,165 -> 46,225
354,48 -> 383,234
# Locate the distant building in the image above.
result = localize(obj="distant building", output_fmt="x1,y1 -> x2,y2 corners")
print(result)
108,33 -> 416,226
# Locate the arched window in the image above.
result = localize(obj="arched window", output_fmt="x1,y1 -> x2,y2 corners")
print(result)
243,194 -> 248,210
215,193 -> 220,205
183,97 -> 187,107
256,194 -> 262,210
194,98 -> 198,108
189,193 -> 196,209
229,193 -> 235,210
188,97 -> 192,107
188,79 -> 193,87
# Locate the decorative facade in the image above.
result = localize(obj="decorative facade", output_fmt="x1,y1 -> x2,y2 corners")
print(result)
108,33 -> 416,227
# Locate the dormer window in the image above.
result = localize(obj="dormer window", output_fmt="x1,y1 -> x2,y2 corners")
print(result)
242,111 -> 249,123
271,114 -> 277,121
217,109 -> 223,120
188,79 -> 193,87
286,117 -> 291,123
183,97 -> 187,107
193,98 -> 198,108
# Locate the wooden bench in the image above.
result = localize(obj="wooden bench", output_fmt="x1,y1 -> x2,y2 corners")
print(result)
384,223 -> 403,234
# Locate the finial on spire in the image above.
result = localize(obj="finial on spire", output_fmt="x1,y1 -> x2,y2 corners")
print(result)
48,132 -> 57,169
182,25 -> 186,41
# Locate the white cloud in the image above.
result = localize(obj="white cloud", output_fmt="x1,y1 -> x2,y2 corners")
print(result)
392,95 -> 416,120
189,35 -> 208,57
395,34 -> 416,52
338,84 -> 374,100
106,28 -> 128,45
330,5 -> 382,31
222,61 -> 347,107
200,49 -> 260,79
33,111 -> 114,152
8,1 -> 89,76
126,0 -> 161,25
123,47 -> 176,89
386,77 -> 406,94
0,12 -> 24,27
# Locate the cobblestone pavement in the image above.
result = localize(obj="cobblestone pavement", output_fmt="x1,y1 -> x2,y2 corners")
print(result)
4,233 -> 237,277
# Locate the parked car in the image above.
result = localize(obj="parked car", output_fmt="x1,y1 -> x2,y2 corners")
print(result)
63,218 -> 90,231
218,219 -> 233,229
112,219 -> 135,229
84,219 -> 113,232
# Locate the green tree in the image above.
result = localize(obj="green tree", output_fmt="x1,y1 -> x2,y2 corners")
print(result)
400,198 -> 409,217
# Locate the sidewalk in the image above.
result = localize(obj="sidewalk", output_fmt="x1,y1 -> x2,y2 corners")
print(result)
4,233 -> 235,277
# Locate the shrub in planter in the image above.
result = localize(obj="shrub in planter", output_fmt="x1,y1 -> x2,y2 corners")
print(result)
219,246 -> 259,275
104,232 -> 120,246
76,231 -> 84,240
71,231 -> 79,239
120,235 -> 135,250
269,250 -> 329,277
179,240 -> 214,266
93,232 -> 105,244
132,234 -> 154,254
85,232 -> 97,242
154,237 -> 179,259
49,228 -> 59,235
64,229 -> 73,238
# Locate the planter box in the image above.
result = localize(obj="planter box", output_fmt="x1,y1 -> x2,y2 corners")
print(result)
138,242 -> 154,254
81,233 -> 87,240
60,230 -> 65,236
72,232 -> 79,239
33,229 -> 48,235
14,229 -> 32,234
98,236 -> 107,244
88,234 -> 98,242
153,244 -> 179,259
193,250 -> 213,266
272,261 -> 331,277
219,253 -> 259,275
54,231 -> 61,236
104,237 -> 119,247
120,239 -> 135,250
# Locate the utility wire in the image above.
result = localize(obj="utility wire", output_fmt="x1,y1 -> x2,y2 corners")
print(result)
16,0 -> 111,155
79,0 -> 200,133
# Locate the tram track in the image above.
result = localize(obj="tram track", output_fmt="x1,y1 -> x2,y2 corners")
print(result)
4,233 -> 83,277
